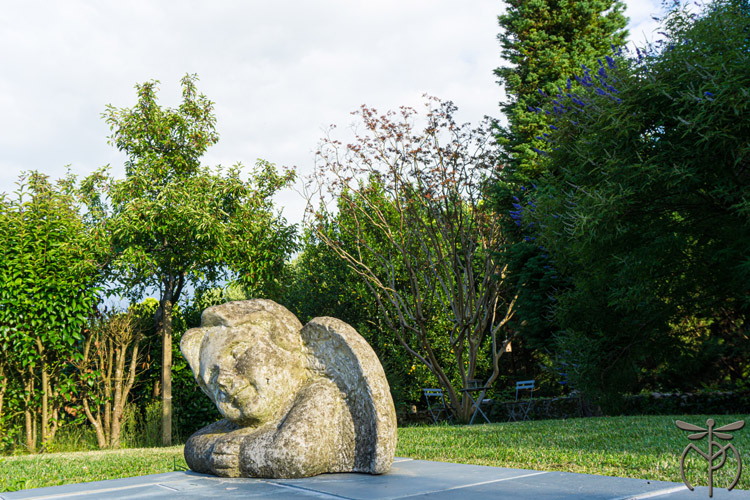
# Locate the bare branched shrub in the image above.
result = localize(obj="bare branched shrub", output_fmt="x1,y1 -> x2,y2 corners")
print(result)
304,97 -> 518,421
78,309 -> 144,448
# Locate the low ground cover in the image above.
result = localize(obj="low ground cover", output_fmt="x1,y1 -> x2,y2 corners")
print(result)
1,415 -> 747,492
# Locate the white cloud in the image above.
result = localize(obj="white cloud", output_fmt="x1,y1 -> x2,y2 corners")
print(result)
1,0 -> 671,225
626,0 -> 671,48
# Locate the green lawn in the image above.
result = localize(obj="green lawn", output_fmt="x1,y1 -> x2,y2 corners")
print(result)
1,415 -> 747,492
398,415 -> 748,490
0,446 -> 187,492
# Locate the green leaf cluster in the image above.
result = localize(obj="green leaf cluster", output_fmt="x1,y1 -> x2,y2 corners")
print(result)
0,172 -> 101,450
491,0 -> 629,368
524,0 -> 750,406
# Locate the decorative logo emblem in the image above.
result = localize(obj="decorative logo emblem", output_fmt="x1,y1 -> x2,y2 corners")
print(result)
676,418 -> 744,498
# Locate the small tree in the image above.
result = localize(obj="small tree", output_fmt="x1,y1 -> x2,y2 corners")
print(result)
86,74 -> 297,444
306,98 -> 517,421
78,309 -> 143,449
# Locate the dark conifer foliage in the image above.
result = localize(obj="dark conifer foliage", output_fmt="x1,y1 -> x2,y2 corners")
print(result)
491,0 -> 629,357
495,0 -> 629,181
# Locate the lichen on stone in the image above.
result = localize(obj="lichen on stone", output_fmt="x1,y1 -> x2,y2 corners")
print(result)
181,299 -> 397,479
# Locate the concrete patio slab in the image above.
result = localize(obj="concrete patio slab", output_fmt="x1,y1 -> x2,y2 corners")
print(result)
1,457 -> 747,500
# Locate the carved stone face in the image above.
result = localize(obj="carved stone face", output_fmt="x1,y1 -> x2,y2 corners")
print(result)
181,300 -> 307,426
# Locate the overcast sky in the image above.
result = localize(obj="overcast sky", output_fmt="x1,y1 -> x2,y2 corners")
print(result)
1,0 -> 673,226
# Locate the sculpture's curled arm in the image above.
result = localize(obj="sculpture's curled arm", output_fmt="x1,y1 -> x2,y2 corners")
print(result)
239,378 -> 355,478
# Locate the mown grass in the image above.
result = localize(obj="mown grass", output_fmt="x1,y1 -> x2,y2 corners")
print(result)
0,446 -> 188,492
399,415 -> 749,490
1,415 -> 748,492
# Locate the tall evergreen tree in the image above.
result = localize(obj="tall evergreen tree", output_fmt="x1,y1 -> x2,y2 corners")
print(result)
495,0 -> 629,182
492,0 -> 629,356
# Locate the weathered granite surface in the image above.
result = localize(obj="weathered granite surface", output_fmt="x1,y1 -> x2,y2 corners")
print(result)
180,299 -> 397,479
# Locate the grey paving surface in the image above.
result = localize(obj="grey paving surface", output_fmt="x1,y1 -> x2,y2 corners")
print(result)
1,458 -> 748,500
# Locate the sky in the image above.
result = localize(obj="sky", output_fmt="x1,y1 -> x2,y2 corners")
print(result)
0,0 -> 674,227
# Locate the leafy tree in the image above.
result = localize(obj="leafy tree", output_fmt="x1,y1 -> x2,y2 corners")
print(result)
492,0 -> 630,364
0,172 -> 101,450
306,98 -> 517,422
523,0 -> 750,405
83,74 -> 297,444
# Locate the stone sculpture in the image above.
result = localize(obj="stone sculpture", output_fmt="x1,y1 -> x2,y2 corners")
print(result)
180,299 -> 397,478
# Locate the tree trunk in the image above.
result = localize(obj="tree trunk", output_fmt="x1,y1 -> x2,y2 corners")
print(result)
110,332 -> 140,450
40,365 -> 49,445
47,382 -> 60,443
112,336 -> 141,449
24,373 -> 33,451
82,399 -> 107,449
110,407 -> 123,449
34,338 -> 50,446
161,298 -> 173,446
32,407 -> 37,450
81,328 -> 109,449
104,337 -> 113,445
0,362 -> 6,423
111,343 -> 124,449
